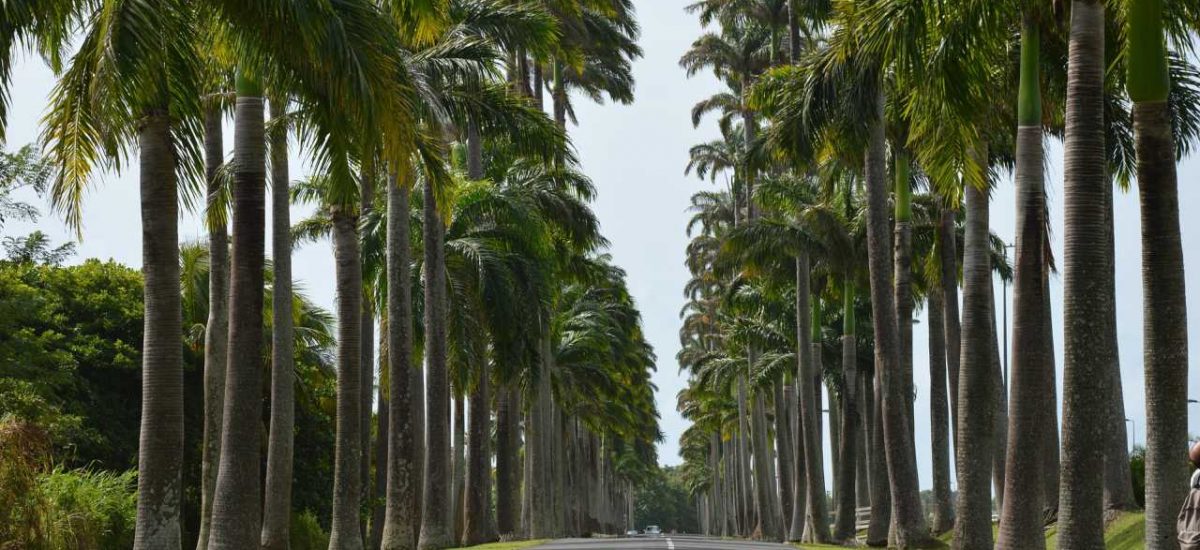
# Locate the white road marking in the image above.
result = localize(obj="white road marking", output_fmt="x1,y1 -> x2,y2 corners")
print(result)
665,537 -> 674,550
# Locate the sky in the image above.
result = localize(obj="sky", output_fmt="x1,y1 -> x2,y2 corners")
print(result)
6,0 -> 1200,493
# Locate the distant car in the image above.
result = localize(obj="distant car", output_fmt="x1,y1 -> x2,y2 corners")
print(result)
645,525 -> 661,536
625,529 -> 639,536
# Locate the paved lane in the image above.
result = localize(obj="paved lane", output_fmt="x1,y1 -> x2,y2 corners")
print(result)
533,535 -> 797,550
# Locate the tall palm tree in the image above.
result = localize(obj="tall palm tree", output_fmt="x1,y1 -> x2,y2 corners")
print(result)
261,97 -> 295,550
206,69 -> 269,548
196,99 -> 227,550
1129,0 -> 1190,544
1057,1 -> 1109,547
43,3 -> 205,546
998,12 -> 1049,549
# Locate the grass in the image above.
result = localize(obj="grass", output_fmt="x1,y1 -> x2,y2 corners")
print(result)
793,512 -> 1145,550
448,539 -> 550,550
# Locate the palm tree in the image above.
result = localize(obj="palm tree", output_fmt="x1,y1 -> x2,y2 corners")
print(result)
1057,1 -> 1109,547
261,97 -> 295,550
196,99 -> 227,550
1128,0 -> 1190,544
208,69 -> 268,549
997,12 -> 1049,549
42,3 -> 205,546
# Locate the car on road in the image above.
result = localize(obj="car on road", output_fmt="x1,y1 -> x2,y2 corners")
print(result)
625,529 -> 639,536
645,525 -> 661,536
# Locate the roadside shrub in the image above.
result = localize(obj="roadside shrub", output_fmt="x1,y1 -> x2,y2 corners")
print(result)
291,510 -> 331,550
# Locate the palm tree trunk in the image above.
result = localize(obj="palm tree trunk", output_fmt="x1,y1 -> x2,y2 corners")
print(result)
953,176 -> 995,549
939,207 -> 962,448
1058,2 -> 1110,547
261,97 -> 295,550
330,205 -> 365,549
360,167 -> 376,543
463,355 -> 497,545
371,353 -> 389,549
1102,175 -> 1137,514
381,173 -> 418,550
893,153 -> 915,442
774,382 -> 794,532
411,332 -> 426,541
452,391 -> 466,544
865,359 -> 889,547
856,372 -> 871,511
1040,259 -> 1061,523
792,256 -> 825,542
208,81 -> 268,549
832,283 -> 859,542
990,275 -> 1009,517
927,289 -> 953,534
997,24 -> 1048,543
132,109 -> 184,550
863,89 -> 928,546
736,376 -> 753,537
196,104 -> 226,550
1129,0 -> 1190,541
496,386 -> 520,537
419,173 -> 454,548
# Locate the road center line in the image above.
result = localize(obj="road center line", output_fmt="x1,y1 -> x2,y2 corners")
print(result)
665,537 -> 674,550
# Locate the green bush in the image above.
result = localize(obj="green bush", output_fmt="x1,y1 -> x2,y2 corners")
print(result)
1130,445 -> 1146,508
291,510 -> 331,550
0,418 -> 136,550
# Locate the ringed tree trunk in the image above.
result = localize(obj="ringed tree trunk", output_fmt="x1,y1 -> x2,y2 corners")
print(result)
371,331 -> 389,550
1102,176 -> 1137,513
1058,2 -> 1110,547
360,166 -> 377,538
865,359 -> 889,546
774,381 -> 794,532
381,170 -> 419,550
132,109 -> 184,550
989,282 -> 1009,516
496,387 -> 520,537
952,176 -> 996,549
419,175 -> 454,549
1129,0 -> 1190,544
939,206 -> 962,449
452,391 -> 466,543
863,89 -> 928,546
329,203 -> 365,549
894,152 -> 915,442
208,77 -> 268,549
791,254 -> 826,542
1040,254 -> 1061,523
832,282 -> 860,543
261,97 -> 295,550
196,104 -> 226,550
927,288 -> 954,534
997,22 -> 1049,547
750,386 -> 781,540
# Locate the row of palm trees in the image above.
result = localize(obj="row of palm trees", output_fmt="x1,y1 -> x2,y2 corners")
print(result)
3,0 -> 661,549
675,0 -> 1195,548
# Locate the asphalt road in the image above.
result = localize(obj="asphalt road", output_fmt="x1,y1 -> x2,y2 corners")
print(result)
533,535 -> 797,550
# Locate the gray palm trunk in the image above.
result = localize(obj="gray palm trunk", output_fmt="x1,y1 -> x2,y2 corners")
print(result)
452,396 -> 466,542
989,276 -> 1009,516
361,171 -> 376,540
774,382 -> 794,532
865,363 -> 889,546
832,330 -> 859,542
381,174 -> 419,550
1135,91 -> 1190,550
462,122 -> 496,545
856,373 -> 871,510
863,92 -> 928,546
792,254 -> 827,543
1058,2 -> 1110,547
938,208 -> 962,449
736,377 -> 753,536
926,290 -> 954,534
371,351 -> 389,550
196,105 -> 227,550
997,123 -> 1048,550
1101,180 -> 1137,513
261,98 -> 295,550
1040,259 -> 1061,523
411,332 -> 426,539
419,176 -> 454,549
952,179 -> 995,550
132,110 -> 184,550
496,386 -> 520,537
208,91 -> 268,549
750,391 -> 780,540
330,202 -> 365,549
894,191 -> 915,444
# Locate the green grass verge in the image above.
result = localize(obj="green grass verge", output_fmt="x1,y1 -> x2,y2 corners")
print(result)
793,512 -> 1145,550
448,539 -> 549,550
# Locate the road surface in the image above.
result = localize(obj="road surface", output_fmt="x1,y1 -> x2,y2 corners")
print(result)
533,535 -> 797,550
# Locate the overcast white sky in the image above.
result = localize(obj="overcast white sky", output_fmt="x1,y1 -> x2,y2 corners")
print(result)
6,1 -> 1200,492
